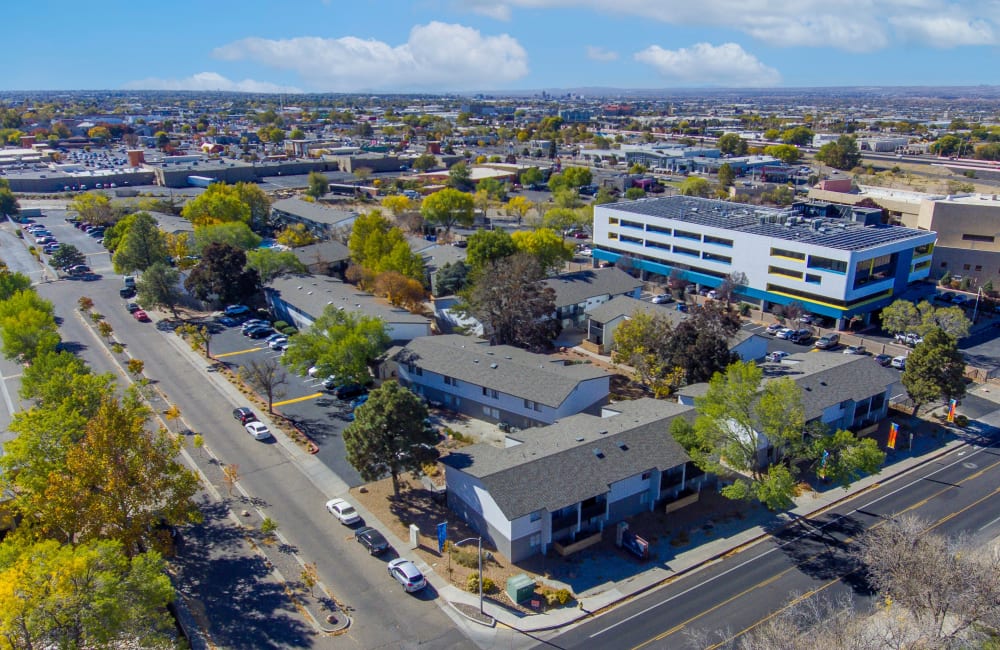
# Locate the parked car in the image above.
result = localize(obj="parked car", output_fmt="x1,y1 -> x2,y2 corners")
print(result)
765,323 -> 784,335
874,353 -> 893,367
240,319 -> 269,332
321,375 -> 338,390
651,293 -> 674,304
387,558 -> 427,593
815,333 -> 840,349
775,327 -> 794,340
325,498 -> 361,525
936,292 -> 955,303
354,526 -> 390,555
334,383 -> 368,400
268,337 -> 288,350
842,345 -> 867,355
264,332 -> 286,345
244,421 -> 272,440
895,332 -> 923,347
247,327 -> 274,339
125,302 -> 140,313
232,407 -> 257,424
132,309 -> 150,322
119,287 -> 136,299
767,350 -> 790,362
224,304 -> 250,316
790,329 -> 812,344
798,314 -> 814,324
891,355 -> 907,370
350,394 -> 369,410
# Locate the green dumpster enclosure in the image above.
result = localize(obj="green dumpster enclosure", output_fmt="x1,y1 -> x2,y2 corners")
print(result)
506,573 -> 535,603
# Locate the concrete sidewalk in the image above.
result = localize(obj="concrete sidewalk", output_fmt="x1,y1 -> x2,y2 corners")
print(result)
438,419 -> 991,633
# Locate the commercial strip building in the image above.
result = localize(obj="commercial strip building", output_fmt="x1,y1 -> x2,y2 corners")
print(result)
592,196 -> 937,328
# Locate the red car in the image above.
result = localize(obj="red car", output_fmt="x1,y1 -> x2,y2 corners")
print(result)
133,309 -> 150,322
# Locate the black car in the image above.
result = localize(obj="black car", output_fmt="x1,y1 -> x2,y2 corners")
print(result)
119,287 -> 136,299
247,326 -> 275,339
125,302 -> 140,313
874,353 -> 893,367
354,526 -> 390,555
232,407 -> 257,424
334,383 -> 368,400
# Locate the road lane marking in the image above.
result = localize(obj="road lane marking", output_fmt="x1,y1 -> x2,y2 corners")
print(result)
271,392 -> 323,407
618,451 -> 1000,647
214,347 -> 265,358
979,511 -> 1000,531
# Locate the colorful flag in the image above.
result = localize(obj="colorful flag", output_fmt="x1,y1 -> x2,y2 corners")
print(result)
947,399 -> 957,423
888,422 -> 899,449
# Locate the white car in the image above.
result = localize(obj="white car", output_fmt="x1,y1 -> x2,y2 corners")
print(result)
326,498 -> 361,525
891,356 -> 907,370
775,328 -> 795,340
270,339 -> 288,351
244,421 -> 272,440
765,323 -> 784,335
387,558 -> 427,592
651,293 -> 674,304
767,350 -> 790,362
842,345 -> 867,355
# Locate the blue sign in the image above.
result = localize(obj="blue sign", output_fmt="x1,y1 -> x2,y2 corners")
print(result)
437,522 -> 447,553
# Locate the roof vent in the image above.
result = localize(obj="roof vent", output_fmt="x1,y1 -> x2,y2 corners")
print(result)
593,448 -> 605,459
599,430 -> 609,435
616,440 -> 629,450
473,359 -> 479,363
575,437 -> 585,442
490,363 -> 498,369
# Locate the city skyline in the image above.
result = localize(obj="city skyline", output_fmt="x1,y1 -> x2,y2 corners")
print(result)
5,0 -> 1000,93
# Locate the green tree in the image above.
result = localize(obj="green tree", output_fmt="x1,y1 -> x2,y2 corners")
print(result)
184,243 -> 260,305
687,361 -> 806,510
717,133 -> 748,156
0,538 -> 176,649
0,289 -> 59,362
69,193 -> 113,225
180,183 -> 251,227
306,171 -> 329,199
136,262 -> 182,317
343,381 -> 437,495
465,228 -> 517,274
381,194 -> 415,218
781,126 -> 814,146
612,312 -> 684,397
48,244 -> 86,271
717,163 -> 735,189
244,248 -> 306,283
929,134 -> 964,157
0,269 -> 30,301
275,223 -> 318,248
880,299 -> 970,340
433,261 -> 471,297
464,253 -> 559,351
420,188 -> 475,238
901,328 -> 966,415
235,181 -> 272,231
815,135 -> 862,171
808,427 -> 885,488
511,228 -> 572,274
763,144 -> 802,164
594,187 -> 616,205
561,166 -> 593,188
112,212 -> 168,274
542,207 -> 583,239
519,166 -> 544,188
447,161 -> 473,191
679,176 -> 712,197
505,195 -> 532,224
281,306 -> 389,384
346,211 -> 425,282
476,177 -> 506,202
412,153 -> 437,172
0,187 -> 19,219
193,221 -> 262,253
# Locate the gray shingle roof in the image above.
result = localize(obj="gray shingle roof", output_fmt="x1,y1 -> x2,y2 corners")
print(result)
266,274 -> 431,326
441,398 -> 693,519
271,197 -> 356,226
541,267 -> 642,309
291,240 -> 351,265
395,335 -> 610,408
585,295 -> 688,325
678,353 -> 898,421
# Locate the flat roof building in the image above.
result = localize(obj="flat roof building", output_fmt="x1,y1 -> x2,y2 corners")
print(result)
592,196 -> 937,327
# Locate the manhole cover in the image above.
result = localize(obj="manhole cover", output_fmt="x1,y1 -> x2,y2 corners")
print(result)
963,462 -> 978,469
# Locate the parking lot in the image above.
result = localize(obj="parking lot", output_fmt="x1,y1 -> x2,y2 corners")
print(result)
206,321 -> 365,486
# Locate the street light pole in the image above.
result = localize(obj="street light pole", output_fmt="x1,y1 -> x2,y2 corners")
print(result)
455,536 -> 484,614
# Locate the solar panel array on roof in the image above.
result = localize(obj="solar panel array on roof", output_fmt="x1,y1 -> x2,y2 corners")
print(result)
604,196 -> 932,252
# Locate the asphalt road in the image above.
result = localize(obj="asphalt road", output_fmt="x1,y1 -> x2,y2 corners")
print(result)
544,431 -> 1000,650
5,211 -> 471,649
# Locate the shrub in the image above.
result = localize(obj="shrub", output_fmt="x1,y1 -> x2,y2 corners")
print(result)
738,302 -> 751,316
273,320 -> 289,330
939,271 -> 951,286
959,277 -> 971,291
452,547 -> 479,569
465,572 -> 496,594
954,414 -> 969,427
281,326 -> 298,336
555,588 -> 572,605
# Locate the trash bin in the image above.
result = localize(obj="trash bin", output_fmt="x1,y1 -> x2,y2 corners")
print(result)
506,573 -> 535,603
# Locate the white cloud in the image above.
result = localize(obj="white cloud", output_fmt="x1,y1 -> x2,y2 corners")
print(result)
891,15 -> 996,47
123,72 -> 301,94
586,46 -> 619,61
212,22 -> 529,91
459,0 -> 512,20
458,0 -> 1000,51
634,42 -> 781,87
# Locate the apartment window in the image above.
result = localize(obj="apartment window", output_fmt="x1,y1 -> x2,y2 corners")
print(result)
912,260 -> 931,272
674,229 -> 701,241
769,265 -> 804,280
529,533 -> 541,548
620,219 -> 644,230
483,387 -> 499,399
609,217 -> 619,225
444,375 -> 457,386
673,245 -> 700,257
770,247 -> 805,261
940,262 -> 948,268
807,255 -> 847,274
483,406 -> 499,419
645,240 -> 671,251
524,399 -> 541,411
976,265 -> 983,271
646,224 -> 671,235
608,232 -> 619,239
703,234 -> 733,247
914,243 -> 934,256
805,273 -> 822,284
702,251 -> 732,265
620,234 -> 643,245
962,233 -> 996,243
963,264 -> 971,271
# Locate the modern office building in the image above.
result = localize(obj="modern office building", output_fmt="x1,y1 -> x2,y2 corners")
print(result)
592,196 -> 937,327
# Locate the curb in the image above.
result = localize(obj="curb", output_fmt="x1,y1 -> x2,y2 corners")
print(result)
491,432 -> 977,634
446,600 -> 497,628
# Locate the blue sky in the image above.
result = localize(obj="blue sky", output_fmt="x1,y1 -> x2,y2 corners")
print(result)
5,1 -> 999,92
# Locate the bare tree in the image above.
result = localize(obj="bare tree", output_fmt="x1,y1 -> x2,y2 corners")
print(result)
238,358 -> 288,413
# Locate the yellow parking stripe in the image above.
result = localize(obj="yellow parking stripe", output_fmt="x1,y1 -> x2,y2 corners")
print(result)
214,347 -> 265,358
272,392 -> 323,407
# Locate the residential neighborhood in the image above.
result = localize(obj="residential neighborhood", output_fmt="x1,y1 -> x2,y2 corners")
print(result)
1,25 -> 1000,647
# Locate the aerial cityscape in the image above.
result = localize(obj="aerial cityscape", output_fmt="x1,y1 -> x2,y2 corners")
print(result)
0,2 -> 999,649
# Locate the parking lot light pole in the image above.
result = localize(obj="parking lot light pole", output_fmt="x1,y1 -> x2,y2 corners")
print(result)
455,536 -> 483,614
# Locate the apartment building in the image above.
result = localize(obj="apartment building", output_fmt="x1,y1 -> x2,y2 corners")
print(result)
592,196 -> 937,327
